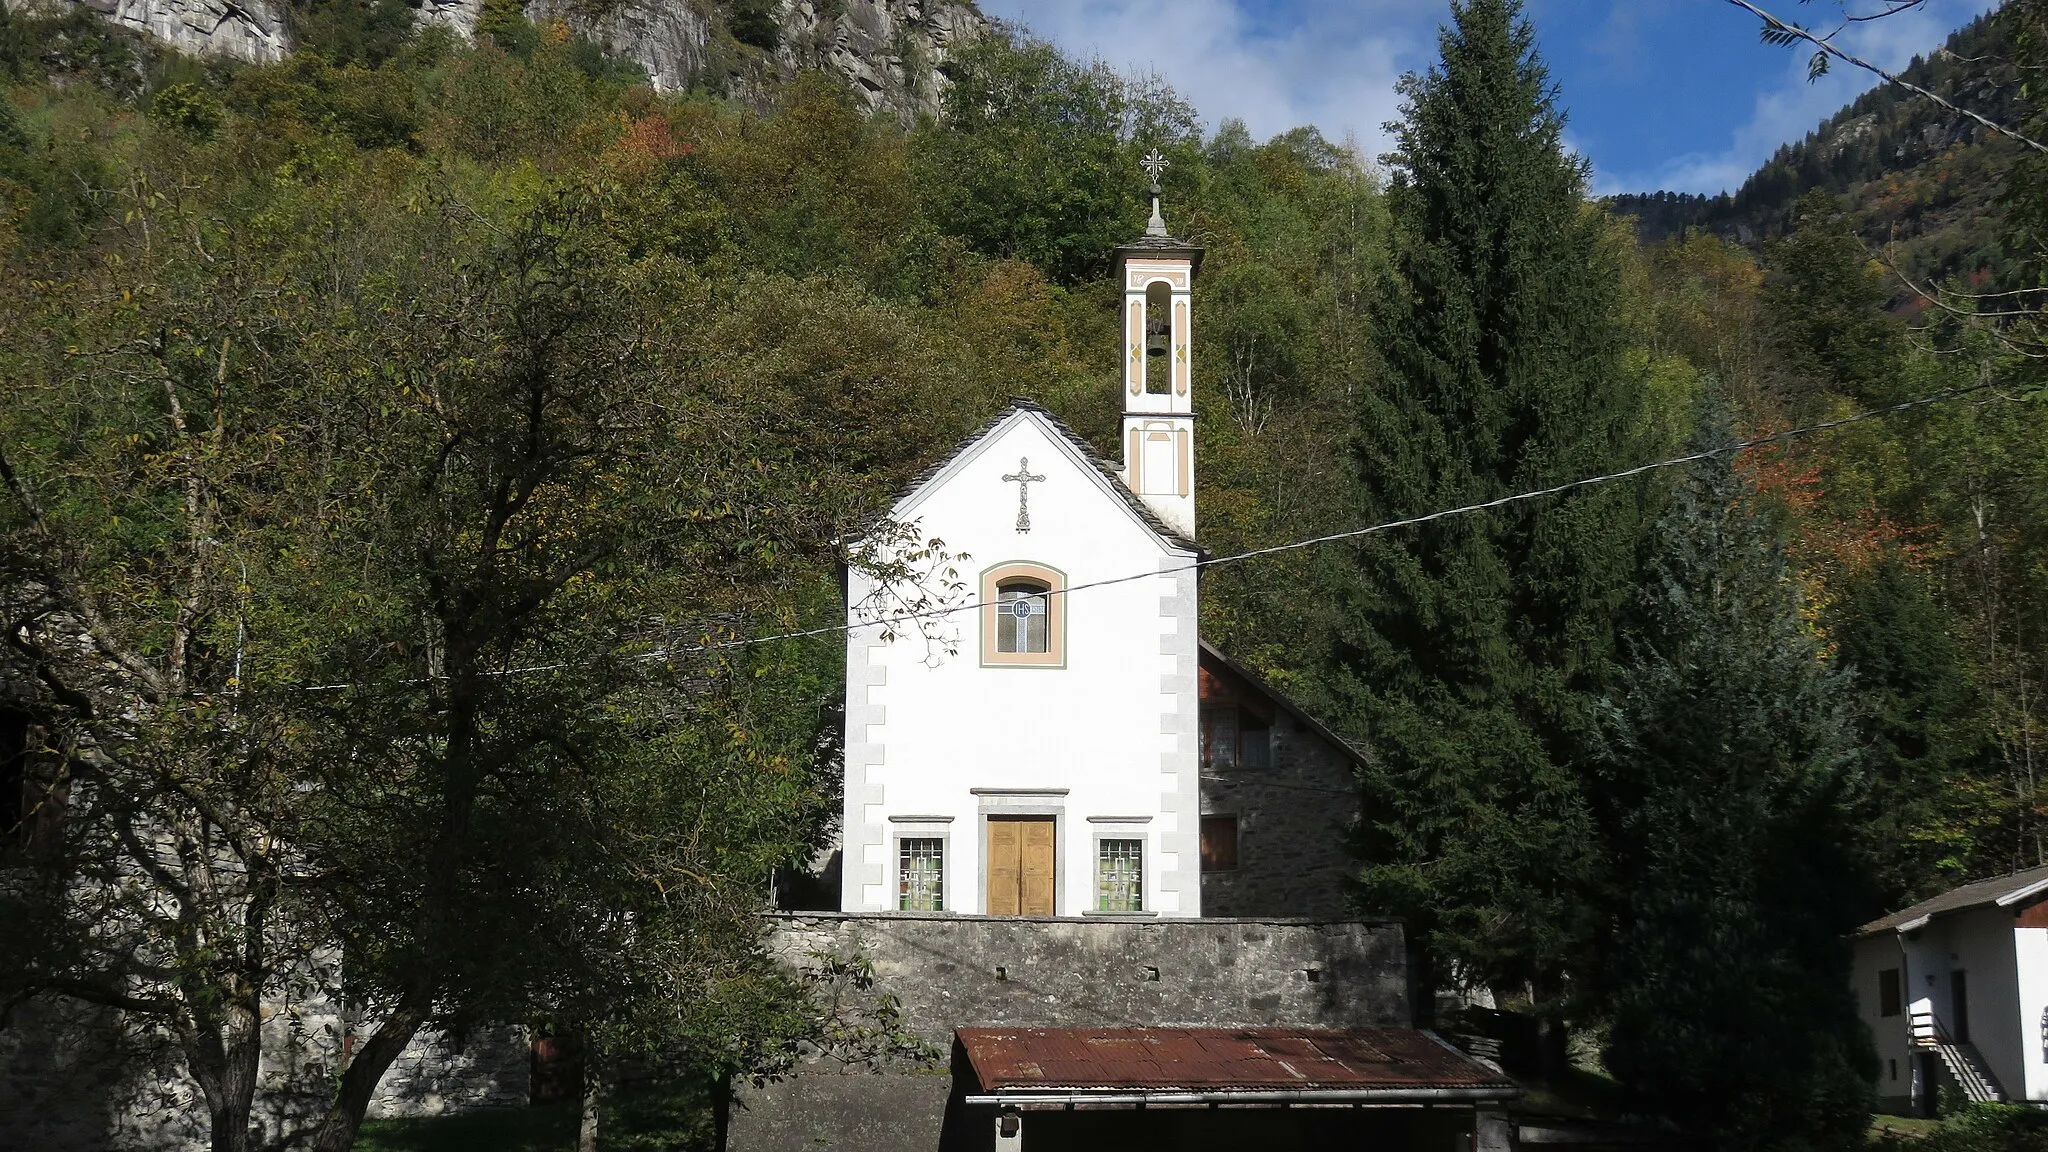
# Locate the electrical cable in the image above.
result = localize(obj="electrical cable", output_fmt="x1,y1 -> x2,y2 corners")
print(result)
306,379 -> 2000,690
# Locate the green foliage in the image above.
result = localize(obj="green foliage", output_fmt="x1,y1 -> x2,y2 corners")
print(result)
1593,403 -> 1876,1149
723,0 -> 780,52
912,32 -> 1200,283
1328,0 -> 1651,1001
0,4 -> 144,98
1831,556 -> 1991,903
475,0 -> 540,56
1870,1105 -> 2048,1152
146,81 -> 224,137
283,0 -> 419,66
1762,192 -> 1912,410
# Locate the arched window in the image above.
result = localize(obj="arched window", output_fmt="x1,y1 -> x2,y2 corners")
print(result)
1144,281 -> 1172,394
981,562 -> 1066,667
996,580 -> 1050,653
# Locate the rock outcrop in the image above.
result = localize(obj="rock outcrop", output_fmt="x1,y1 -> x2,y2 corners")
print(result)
59,0 -> 291,63
31,0 -> 985,119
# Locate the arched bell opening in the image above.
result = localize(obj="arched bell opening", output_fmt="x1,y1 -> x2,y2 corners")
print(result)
1144,281 -> 1172,394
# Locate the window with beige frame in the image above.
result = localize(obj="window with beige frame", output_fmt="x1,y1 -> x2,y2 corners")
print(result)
981,562 -> 1066,667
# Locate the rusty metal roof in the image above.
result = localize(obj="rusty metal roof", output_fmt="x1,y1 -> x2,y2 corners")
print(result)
957,1027 -> 1515,1096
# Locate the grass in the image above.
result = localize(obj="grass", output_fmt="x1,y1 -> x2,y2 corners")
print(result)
1869,1114 -> 1943,1140
354,1102 -> 579,1152
351,1082 -> 715,1152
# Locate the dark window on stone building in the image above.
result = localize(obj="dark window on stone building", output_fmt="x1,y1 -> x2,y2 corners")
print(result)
1879,968 -> 1902,1017
1242,714 -> 1271,768
1202,707 -> 1238,769
1200,815 -> 1238,872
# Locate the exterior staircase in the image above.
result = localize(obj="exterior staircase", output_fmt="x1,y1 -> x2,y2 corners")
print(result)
1910,1009 -> 2006,1105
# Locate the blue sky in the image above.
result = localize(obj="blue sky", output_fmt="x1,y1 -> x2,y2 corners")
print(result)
977,0 -> 2000,195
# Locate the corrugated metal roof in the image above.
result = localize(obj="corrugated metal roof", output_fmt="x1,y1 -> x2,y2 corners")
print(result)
1858,863 -> 2048,936
957,1027 -> 1514,1094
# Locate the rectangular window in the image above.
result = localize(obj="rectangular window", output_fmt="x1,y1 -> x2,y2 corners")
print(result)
1097,839 -> 1143,912
1879,968 -> 1902,1017
1201,815 -> 1239,872
1242,717 -> 1272,768
898,838 -> 944,912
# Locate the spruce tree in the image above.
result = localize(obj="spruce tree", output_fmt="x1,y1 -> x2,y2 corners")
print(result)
1330,0 -> 1645,1009
1594,404 -> 1875,1146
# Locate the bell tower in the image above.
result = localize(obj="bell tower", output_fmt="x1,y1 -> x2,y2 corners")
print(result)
1115,151 -> 1203,541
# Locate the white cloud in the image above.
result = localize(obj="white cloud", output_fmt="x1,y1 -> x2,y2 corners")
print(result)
977,0 -> 1439,157
985,0 -> 2003,196
1588,0 -> 2002,195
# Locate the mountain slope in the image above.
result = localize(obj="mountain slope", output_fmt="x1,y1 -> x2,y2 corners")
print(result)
1609,10 -> 2019,293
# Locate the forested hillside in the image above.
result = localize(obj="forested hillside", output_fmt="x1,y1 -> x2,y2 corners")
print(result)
3,0 -> 2048,1147
1610,10 -> 2020,300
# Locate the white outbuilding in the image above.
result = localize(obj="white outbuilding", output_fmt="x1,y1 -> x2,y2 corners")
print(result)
1853,864 -> 2048,1113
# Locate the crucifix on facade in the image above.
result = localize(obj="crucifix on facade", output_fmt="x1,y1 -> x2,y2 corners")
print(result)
1002,457 -> 1045,533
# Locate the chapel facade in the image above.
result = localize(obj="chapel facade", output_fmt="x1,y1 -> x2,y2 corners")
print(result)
834,185 -> 1363,924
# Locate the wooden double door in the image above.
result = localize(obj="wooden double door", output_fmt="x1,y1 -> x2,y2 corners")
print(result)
987,816 -> 1056,916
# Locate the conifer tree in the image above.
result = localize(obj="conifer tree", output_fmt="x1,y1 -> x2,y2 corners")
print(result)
1329,0 -> 1647,1009
1594,404 -> 1875,1145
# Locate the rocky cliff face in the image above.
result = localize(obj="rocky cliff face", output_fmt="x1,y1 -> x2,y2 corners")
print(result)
42,0 -> 983,119
63,0 -> 292,63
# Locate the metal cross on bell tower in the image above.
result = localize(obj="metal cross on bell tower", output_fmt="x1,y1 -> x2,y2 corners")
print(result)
1002,457 -> 1046,533
1141,149 -> 1170,237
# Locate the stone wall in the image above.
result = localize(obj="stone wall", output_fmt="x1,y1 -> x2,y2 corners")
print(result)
368,1025 -> 531,1118
762,912 -> 1410,1049
0,986 -> 529,1151
731,913 -> 1411,1152
0,997 -> 206,1152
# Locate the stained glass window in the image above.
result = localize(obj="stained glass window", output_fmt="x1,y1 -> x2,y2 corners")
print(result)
899,838 -> 943,912
996,581 -> 1049,653
1097,839 -> 1143,912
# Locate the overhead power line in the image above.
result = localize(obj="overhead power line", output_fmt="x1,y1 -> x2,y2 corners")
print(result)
307,380 -> 2001,690
693,380 -> 1998,655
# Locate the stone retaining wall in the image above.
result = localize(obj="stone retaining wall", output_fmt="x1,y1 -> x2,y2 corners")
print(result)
729,914 -> 1411,1152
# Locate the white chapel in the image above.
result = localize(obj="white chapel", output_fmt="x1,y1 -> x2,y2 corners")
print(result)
835,179 -> 1364,923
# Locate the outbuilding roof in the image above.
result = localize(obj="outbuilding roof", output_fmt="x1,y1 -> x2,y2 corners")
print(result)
956,1027 -> 1514,1104
1857,863 -> 2048,937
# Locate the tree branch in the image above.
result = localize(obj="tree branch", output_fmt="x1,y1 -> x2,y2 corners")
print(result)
1724,0 -> 2048,155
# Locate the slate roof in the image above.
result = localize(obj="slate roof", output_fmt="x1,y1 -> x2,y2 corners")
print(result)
883,397 -> 1201,555
957,1027 -> 1514,1098
1114,232 -> 1205,275
1857,863 -> 2048,936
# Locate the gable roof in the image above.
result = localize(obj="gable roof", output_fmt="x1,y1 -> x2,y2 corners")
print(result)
886,398 -> 1200,555
1198,640 -> 1370,769
1858,864 -> 2048,937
